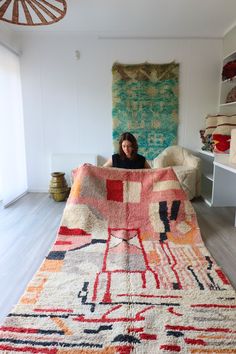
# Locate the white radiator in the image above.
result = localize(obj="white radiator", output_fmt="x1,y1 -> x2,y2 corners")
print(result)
51,153 -> 97,185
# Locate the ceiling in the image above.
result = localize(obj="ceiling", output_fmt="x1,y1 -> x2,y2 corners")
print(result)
1,0 -> 236,38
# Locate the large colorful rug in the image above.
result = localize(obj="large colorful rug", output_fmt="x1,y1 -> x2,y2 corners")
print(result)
1,165 -> 236,353
112,62 -> 179,160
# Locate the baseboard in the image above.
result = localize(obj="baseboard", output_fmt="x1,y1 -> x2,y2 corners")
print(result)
28,189 -> 49,193
3,191 -> 28,208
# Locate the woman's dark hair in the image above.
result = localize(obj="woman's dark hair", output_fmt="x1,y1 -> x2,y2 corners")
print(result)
119,132 -> 138,159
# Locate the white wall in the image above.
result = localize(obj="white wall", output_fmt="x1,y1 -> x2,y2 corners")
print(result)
0,23 -> 20,53
18,33 -> 222,191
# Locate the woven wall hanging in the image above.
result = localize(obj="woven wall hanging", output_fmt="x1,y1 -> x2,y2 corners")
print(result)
112,62 -> 179,160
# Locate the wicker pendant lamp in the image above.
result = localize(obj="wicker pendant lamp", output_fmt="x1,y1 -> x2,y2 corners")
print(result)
0,0 -> 67,26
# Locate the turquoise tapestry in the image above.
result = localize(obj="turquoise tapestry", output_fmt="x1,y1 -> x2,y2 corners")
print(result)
112,62 -> 179,160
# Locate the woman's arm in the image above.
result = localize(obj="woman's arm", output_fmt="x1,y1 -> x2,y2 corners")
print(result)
144,160 -> 151,169
103,158 -> 113,167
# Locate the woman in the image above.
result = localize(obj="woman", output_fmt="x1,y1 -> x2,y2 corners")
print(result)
103,132 -> 151,169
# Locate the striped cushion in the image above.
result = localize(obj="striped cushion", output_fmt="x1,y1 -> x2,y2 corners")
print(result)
203,115 -> 218,137
212,115 -> 236,135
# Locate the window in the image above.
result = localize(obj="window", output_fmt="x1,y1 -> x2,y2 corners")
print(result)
0,43 -> 27,207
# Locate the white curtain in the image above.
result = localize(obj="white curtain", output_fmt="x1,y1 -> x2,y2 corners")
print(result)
0,44 -> 27,207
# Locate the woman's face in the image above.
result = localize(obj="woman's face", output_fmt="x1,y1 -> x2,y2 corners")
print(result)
121,140 -> 133,158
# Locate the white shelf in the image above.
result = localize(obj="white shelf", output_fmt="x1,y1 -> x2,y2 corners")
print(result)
223,51 -> 236,64
222,76 -> 236,83
202,195 -> 212,207
198,150 -> 214,157
199,152 -> 236,225
220,101 -> 236,107
220,51 -> 236,106
214,155 -> 236,174
201,179 -> 213,206
203,173 -> 213,181
210,50 -> 236,225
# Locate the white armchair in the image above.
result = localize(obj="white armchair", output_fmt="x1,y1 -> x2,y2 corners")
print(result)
153,145 -> 201,200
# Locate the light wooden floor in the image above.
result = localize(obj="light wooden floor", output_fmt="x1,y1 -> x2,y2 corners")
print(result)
0,193 -> 235,324
0,193 -> 65,324
193,198 -> 236,288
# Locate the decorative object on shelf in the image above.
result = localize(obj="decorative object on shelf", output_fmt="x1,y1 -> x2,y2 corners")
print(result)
201,115 -> 218,152
199,130 -> 214,152
212,115 -> 236,153
201,114 -> 236,153
112,61 -> 179,160
229,129 -> 236,163
49,172 -> 69,202
226,86 -> 236,103
222,60 -> 236,81
0,0 -> 67,26
212,134 -> 231,153
199,129 -> 205,144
